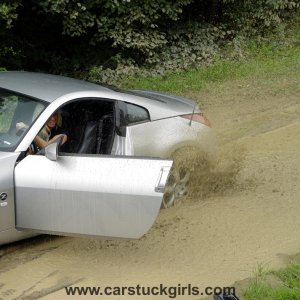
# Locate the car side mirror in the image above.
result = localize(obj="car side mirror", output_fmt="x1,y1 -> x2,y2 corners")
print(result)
45,136 -> 63,161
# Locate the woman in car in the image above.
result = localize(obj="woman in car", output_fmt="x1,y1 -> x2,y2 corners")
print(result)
34,112 -> 67,150
17,112 -> 67,153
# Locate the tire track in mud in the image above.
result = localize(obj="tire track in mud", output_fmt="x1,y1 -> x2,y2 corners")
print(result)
0,236 -> 64,273
0,236 -> 82,300
11,272 -> 83,300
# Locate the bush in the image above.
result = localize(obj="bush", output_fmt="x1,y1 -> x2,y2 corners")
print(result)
0,0 -> 299,82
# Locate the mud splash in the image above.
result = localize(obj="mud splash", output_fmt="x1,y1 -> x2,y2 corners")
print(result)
170,143 -> 246,199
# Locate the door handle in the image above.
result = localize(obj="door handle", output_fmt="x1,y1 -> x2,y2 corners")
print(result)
155,166 -> 171,193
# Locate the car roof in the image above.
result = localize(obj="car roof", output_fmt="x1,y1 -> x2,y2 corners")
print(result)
0,71 -> 112,102
0,71 -> 198,120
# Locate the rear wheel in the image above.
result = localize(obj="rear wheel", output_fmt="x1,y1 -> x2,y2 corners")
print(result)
162,168 -> 190,208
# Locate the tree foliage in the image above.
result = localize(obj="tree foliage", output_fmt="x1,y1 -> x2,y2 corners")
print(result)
222,0 -> 300,35
0,0 -> 299,83
0,0 -> 20,28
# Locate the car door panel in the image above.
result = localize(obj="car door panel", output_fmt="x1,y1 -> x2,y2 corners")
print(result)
15,155 -> 172,239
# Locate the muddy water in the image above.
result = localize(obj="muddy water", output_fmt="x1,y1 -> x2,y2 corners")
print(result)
0,75 -> 300,300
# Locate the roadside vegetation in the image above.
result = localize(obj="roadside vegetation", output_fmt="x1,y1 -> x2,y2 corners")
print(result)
122,18 -> 300,94
0,1 -> 299,85
243,263 -> 300,300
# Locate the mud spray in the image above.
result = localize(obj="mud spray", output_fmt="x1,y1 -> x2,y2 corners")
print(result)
170,142 -> 246,201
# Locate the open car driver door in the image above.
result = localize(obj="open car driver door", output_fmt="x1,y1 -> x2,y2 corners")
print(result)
14,140 -> 172,239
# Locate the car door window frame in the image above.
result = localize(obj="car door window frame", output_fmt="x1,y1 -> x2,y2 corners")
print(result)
15,94 -> 126,154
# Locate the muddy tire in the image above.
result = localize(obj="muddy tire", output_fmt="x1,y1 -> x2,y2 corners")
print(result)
162,168 -> 190,208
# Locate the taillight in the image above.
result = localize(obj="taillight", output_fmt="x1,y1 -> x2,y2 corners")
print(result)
181,113 -> 212,128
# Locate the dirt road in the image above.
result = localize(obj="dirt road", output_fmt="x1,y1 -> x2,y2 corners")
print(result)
0,72 -> 299,300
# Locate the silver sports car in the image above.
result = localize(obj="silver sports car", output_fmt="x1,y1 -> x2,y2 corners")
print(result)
0,71 -> 215,246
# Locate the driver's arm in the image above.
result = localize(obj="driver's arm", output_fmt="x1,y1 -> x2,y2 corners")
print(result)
34,134 -> 67,149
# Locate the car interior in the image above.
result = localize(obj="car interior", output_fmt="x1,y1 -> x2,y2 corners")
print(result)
58,99 -> 116,155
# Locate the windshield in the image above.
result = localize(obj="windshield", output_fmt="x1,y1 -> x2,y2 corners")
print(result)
0,89 -> 46,152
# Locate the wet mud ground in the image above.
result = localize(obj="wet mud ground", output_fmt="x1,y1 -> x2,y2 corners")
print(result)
0,73 -> 299,299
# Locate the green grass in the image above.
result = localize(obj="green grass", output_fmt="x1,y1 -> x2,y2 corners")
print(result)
244,263 -> 300,300
121,23 -> 300,95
